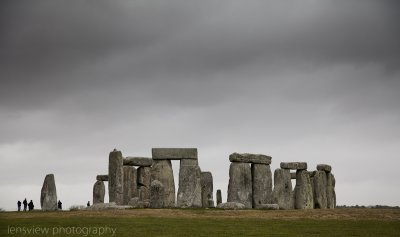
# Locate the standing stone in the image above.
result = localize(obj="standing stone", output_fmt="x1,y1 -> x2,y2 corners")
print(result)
40,174 -> 57,211
123,166 -> 138,205
227,162 -> 252,208
294,170 -> 314,209
109,149 -> 124,205
177,159 -> 202,208
272,169 -> 294,210
251,164 -> 273,208
137,166 -> 151,202
200,172 -> 214,208
150,160 -> 175,207
150,180 -> 165,208
327,172 -> 336,209
93,181 -> 105,204
313,170 -> 327,209
216,189 -> 222,205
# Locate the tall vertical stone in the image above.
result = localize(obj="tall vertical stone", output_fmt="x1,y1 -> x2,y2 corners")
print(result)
327,172 -> 336,209
216,189 -> 222,205
93,181 -> 105,204
123,166 -> 138,205
109,149 -> 124,205
150,180 -> 165,208
137,166 -> 151,202
272,168 -> 294,210
177,159 -> 202,208
251,164 -> 273,208
227,162 -> 252,208
200,172 -> 214,208
150,160 -> 175,207
294,170 -> 314,209
313,170 -> 327,209
40,174 -> 57,211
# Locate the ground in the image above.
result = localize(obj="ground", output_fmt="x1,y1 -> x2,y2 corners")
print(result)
1,208 -> 399,236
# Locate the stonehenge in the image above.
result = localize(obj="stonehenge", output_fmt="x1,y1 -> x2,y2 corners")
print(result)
90,148 -> 336,211
40,174 -> 58,211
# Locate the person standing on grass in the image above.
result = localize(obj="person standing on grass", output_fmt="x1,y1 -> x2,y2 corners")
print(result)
28,200 -> 34,211
58,200 -> 62,210
17,200 -> 21,211
87,201 -> 90,207
23,198 -> 27,211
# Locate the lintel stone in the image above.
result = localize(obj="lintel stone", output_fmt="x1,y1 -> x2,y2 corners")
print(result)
96,175 -> 109,181
124,157 -> 153,167
229,153 -> 271,164
316,164 -> 332,172
280,162 -> 307,170
152,148 -> 197,160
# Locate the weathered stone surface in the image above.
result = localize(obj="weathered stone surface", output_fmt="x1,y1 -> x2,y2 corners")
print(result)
40,174 -> 57,211
128,197 -> 150,208
280,162 -> 307,170
150,180 -> 165,208
96,175 -> 109,181
295,170 -> 314,209
177,159 -> 202,208
123,157 -> 153,167
317,164 -> 332,172
216,202 -> 246,210
229,153 -> 272,164
208,199 -> 215,208
123,166 -> 138,205
86,202 -> 131,210
152,148 -> 197,160
109,149 -> 124,205
313,170 -> 327,209
327,173 -> 336,209
93,181 -> 105,204
216,189 -> 222,205
290,172 -> 296,179
150,160 -> 175,207
200,172 -> 214,208
227,162 -> 252,208
137,166 -> 151,202
251,164 -> 273,208
272,169 -> 294,210
257,204 -> 280,210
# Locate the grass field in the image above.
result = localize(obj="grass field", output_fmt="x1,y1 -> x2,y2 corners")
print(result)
1,208 -> 400,237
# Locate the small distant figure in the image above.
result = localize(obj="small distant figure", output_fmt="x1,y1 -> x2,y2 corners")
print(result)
28,200 -> 34,211
58,200 -> 62,210
23,198 -> 27,211
17,200 -> 21,212
87,201 -> 90,207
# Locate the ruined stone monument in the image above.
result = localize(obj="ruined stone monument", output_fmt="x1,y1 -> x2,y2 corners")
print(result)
137,166 -> 151,202
294,169 -> 314,209
150,180 -> 165,208
201,171 -> 214,208
272,168 -> 293,210
227,162 -> 252,208
41,174 -> 58,211
216,189 -> 222,206
93,180 -> 105,204
109,149 -> 124,205
123,166 -> 138,205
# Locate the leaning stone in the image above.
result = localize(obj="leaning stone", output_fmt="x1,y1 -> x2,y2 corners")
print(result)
96,175 -> 109,181
280,162 -> 307,170
216,189 -> 222,205
177,159 -> 202,208
317,164 -> 332,172
150,160 -> 175,207
229,153 -> 272,164
251,164 -> 273,208
200,172 -> 214,208
327,173 -> 336,209
137,166 -> 151,202
295,170 -> 314,209
124,157 -> 153,167
40,174 -> 58,211
216,202 -> 246,210
109,149 -> 124,205
272,169 -> 294,210
150,180 -> 165,208
227,162 -> 252,208
128,197 -> 150,208
152,148 -> 197,160
313,170 -> 327,209
93,181 -> 105,204
257,204 -> 280,210
290,172 -> 296,179
123,166 -> 138,205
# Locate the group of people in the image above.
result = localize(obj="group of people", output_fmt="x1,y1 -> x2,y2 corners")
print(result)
17,198 -> 34,211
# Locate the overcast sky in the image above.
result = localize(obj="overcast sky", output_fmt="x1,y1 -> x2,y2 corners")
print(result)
1,0 -> 399,210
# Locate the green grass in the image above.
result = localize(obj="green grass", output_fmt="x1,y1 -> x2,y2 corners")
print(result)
1,210 -> 400,237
